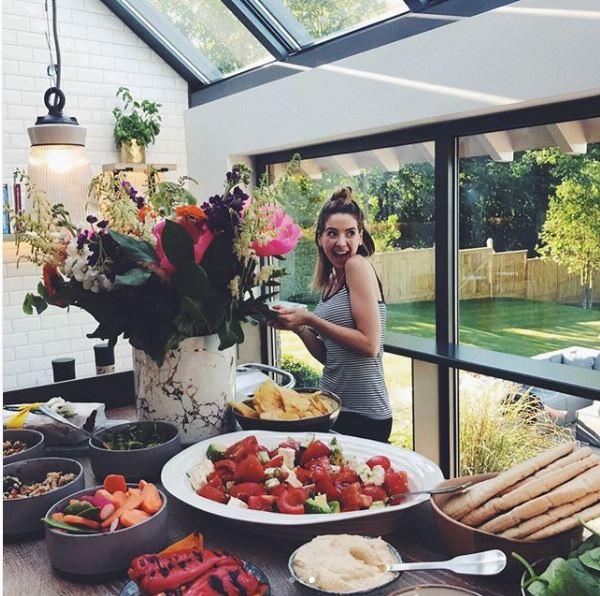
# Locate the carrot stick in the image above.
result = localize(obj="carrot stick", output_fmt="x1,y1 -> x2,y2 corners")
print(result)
101,490 -> 144,527
63,515 -> 101,530
120,509 -> 151,527
140,482 -> 162,514
160,532 -> 204,555
103,474 -> 127,494
51,512 -> 65,522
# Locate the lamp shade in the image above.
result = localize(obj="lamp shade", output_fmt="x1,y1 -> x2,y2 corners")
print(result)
27,123 -> 92,224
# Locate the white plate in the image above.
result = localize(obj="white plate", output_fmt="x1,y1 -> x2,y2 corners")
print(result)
161,430 -> 443,538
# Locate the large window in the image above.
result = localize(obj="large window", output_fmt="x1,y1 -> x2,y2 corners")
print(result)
265,142 -> 435,447
458,118 -> 600,358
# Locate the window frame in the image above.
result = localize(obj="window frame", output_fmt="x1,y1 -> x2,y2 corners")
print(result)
254,93 -> 600,476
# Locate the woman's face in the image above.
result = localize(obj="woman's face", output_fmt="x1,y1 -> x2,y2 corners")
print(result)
318,213 -> 363,270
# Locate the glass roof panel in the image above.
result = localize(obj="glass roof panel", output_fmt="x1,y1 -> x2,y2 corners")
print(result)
147,0 -> 273,77
263,0 -> 410,46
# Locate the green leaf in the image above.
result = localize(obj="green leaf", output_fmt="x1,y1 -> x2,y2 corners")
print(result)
37,282 -> 46,298
23,293 -> 34,315
218,318 -> 244,350
579,547 -> 600,572
114,268 -> 151,287
109,230 -> 157,264
161,220 -> 193,267
32,295 -> 48,314
41,517 -> 97,534
567,558 -> 600,595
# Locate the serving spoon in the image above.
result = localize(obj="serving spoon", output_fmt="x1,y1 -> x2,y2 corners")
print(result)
389,479 -> 474,500
386,549 -> 507,576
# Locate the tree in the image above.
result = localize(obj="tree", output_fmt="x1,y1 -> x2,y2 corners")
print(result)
537,159 -> 600,309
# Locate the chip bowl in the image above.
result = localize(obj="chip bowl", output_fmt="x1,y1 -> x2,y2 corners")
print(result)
161,430 -> 443,539
231,387 -> 342,432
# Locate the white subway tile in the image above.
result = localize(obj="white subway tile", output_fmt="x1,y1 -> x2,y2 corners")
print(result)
27,329 -> 56,344
3,375 -> 18,390
54,325 -> 84,340
4,347 -> 16,362
12,317 -> 41,333
4,359 -> 30,374
43,340 -> 73,357
3,333 -> 28,348
17,371 -> 47,387
14,344 -> 42,360
3,14 -> 30,31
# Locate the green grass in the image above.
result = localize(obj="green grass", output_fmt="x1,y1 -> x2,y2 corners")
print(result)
386,298 -> 600,357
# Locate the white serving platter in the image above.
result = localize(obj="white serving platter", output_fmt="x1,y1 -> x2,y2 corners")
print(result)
161,430 -> 443,539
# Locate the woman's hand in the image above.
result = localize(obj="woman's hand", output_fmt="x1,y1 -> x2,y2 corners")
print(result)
268,305 -> 311,332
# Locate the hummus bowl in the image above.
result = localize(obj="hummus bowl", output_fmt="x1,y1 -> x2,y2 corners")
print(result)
161,430 -> 443,539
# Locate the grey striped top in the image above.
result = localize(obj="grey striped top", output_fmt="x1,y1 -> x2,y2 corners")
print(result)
313,284 -> 392,420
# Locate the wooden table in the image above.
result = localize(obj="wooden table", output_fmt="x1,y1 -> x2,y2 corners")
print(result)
3,412 -> 519,596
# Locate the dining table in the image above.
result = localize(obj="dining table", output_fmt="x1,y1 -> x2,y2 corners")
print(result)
3,407 -> 518,596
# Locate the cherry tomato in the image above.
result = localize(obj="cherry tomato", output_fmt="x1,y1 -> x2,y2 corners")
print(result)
361,485 -> 387,502
234,455 -> 266,483
229,482 -> 266,502
248,495 -> 276,511
300,441 -> 330,466
385,470 -> 409,505
277,487 -> 307,515
266,455 -> 284,468
358,494 -> 373,509
214,459 -> 237,482
312,467 -> 342,501
340,482 -> 361,511
335,466 -> 359,484
198,484 -> 228,504
224,436 -> 259,462
206,472 -> 224,489
366,455 -> 391,471
295,467 -> 311,484
270,483 -> 287,497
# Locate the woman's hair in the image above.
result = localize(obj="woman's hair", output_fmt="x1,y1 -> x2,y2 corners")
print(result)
311,186 -> 375,290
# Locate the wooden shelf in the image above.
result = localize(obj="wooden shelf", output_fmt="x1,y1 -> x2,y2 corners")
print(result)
102,163 -> 177,174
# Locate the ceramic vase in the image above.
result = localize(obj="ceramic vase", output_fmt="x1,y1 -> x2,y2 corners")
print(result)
134,335 -> 236,444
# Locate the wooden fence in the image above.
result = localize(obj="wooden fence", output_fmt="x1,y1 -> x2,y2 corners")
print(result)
371,246 -> 598,304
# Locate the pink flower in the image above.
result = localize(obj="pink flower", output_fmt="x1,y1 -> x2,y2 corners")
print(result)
153,217 -> 215,276
251,205 -> 301,257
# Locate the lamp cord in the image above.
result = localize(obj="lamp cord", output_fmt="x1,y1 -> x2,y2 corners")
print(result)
51,0 -> 61,91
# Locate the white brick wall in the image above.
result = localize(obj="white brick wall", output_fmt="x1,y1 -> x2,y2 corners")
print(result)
2,0 -> 189,390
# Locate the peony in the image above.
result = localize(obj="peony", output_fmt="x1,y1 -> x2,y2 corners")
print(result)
251,205 -> 301,257
153,205 -> 214,275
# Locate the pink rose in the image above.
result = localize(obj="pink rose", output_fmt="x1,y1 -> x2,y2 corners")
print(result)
251,205 -> 301,257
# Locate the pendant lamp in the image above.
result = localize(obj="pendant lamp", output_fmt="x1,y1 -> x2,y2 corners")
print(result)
27,0 -> 91,224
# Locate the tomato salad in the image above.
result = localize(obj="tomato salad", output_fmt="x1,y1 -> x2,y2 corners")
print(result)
187,435 -> 409,514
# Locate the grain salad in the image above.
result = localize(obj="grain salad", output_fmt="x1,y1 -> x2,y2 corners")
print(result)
3,471 -> 76,499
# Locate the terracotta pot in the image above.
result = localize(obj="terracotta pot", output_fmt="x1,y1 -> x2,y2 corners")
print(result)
120,139 -> 145,163
430,473 -> 582,580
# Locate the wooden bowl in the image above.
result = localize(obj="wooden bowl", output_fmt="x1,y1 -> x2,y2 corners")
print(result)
430,473 -> 582,579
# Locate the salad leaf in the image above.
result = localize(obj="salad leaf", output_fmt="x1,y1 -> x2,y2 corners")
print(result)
579,547 -> 600,572
567,557 -> 600,595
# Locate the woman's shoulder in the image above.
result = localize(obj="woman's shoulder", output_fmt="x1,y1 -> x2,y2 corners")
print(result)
344,254 -> 373,276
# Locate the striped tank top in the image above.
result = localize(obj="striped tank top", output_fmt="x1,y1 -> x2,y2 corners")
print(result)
313,284 -> 392,420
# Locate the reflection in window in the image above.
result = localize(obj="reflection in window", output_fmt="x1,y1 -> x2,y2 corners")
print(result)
277,0 -> 409,43
148,0 -> 272,75
458,118 -> 600,358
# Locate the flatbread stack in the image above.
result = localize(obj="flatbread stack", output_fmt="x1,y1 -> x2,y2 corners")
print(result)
442,442 -> 600,541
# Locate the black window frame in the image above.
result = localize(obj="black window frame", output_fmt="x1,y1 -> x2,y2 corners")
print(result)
255,93 -> 600,476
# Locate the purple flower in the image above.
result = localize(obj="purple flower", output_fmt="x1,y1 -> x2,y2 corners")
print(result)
97,220 -> 109,229
76,231 -> 88,250
86,215 -> 98,224
226,167 -> 241,185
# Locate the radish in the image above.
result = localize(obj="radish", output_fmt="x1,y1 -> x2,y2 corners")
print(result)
81,495 -> 112,509
99,503 -> 115,520
108,518 -> 119,532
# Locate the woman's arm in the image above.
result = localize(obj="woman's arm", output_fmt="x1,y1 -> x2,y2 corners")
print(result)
274,256 -> 382,358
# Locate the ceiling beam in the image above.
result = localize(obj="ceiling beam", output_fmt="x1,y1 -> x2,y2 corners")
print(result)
480,131 -> 514,162
300,159 -> 322,179
417,141 -> 435,165
547,121 -> 587,155
372,148 -> 400,171
331,155 -> 361,176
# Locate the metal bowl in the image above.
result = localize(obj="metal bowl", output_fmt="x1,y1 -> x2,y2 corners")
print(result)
288,537 -> 402,595
89,421 -> 181,482
44,483 -> 168,576
231,388 -> 341,432
3,457 -> 84,536
3,429 -> 46,464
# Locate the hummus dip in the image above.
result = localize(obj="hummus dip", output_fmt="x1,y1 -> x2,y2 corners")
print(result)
292,534 -> 398,593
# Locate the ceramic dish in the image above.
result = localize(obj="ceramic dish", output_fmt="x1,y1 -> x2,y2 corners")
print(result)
430,473 -> 581,579
3,429 -> 45,464
288,538 -> 402,595
231,388 -> 342,433
44,483 -> 168,576
161,430 -> 443,539
119,560 -> 271,596
3,457 -> 84,536
89,421 -> 181,482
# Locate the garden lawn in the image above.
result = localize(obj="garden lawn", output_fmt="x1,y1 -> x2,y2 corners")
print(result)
387,298 -> 600,357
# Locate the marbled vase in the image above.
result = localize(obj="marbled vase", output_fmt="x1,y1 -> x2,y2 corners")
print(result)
134,335 -> 236,445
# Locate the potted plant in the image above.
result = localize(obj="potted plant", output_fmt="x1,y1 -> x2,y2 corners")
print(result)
13,165 -> 301,444
112,87 -> 161,163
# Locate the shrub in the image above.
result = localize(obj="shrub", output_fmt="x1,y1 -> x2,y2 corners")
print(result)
280,354 -> 322,388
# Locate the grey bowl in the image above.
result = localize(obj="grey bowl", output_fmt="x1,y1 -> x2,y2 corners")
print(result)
3,429 -> 46,464
3,457 -> 84,536
45,483 -> 168,576
89,421 -> 181,483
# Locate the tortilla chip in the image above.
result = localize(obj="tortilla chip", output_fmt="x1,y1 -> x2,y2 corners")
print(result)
229,401 -> 259,419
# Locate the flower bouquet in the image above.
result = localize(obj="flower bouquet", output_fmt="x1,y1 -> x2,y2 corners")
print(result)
13,165 -> 301,365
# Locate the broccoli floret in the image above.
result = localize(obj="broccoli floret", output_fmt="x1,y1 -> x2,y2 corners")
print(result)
305,493 -> 331,514
206,443 -> 227,461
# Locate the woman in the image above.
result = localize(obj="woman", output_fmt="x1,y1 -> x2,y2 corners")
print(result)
272,187 -> 392,442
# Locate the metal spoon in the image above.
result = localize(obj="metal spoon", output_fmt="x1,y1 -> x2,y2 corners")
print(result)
389,479 -> 474,500
386,550 -> 507,576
